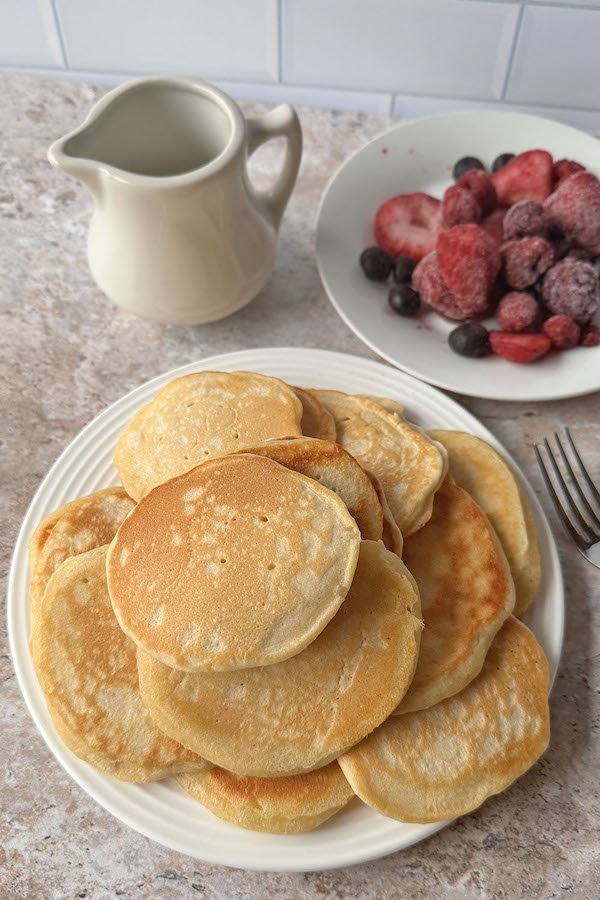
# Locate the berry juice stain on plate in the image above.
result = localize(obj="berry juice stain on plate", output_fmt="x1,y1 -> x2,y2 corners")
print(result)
316,109 -> 600,400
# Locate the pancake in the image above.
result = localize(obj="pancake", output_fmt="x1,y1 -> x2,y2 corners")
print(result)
339,616 -> 550,824
114,370 -> 304,500
362,395 -> 405,418
32,546 -> 207,782
177,761 -> 353,834
28,487 -> 135,639
108,454 -> 361,672
235,437 -> 383,541
137,540 -> 423,776
366,470 -> 403,557
309,390 -> 447,535
394,476 -> 515,715
429,430 -> 541,618
292,386 -> 337,441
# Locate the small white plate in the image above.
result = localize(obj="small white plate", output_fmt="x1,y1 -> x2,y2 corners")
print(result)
8,348 -> 563,871
316,110 -> 600,401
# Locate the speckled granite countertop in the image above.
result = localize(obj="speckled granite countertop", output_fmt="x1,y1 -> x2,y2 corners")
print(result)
1,75 -> 599,900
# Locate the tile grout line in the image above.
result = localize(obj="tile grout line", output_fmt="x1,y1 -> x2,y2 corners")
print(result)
500,2 -> 525,102
48,0 -> 69,69
277,0 -> 283,83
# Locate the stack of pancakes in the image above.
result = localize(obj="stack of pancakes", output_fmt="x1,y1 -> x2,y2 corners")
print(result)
29,370 -> 549,834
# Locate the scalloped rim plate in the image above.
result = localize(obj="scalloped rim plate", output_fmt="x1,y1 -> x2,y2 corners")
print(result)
8,348 -> 563,871
316,109 -> 600,401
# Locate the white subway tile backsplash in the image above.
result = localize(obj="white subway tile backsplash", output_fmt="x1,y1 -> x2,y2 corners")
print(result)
0,0 -> 64,68
54,0 -> 278,82
217,81 -> 393,115
506,5 -> 600,109
282,0 -> 519,99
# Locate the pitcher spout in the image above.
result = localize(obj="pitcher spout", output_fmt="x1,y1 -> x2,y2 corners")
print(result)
48,128 -> 101,199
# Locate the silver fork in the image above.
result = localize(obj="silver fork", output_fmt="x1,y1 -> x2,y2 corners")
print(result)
535,427 -> 600,568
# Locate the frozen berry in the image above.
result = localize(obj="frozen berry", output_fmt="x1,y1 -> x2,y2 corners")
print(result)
501,237 -> 554,290
542,258 -> 600,324
441,184 -> 482,228
375,192 -> 441,262
489,331 -> 552,363
542,315 -> 580,349
553,159 -> 585,186
388,283 -> 421,316
496,291 -> 540,332
566,246 -> 594,262
580,324 -> 600,347
544,171 -> 600,256
412,252 -> 470,321
437,224 -> 501,316
393,255 -> 415,283
492,153 -> 515,173
452,156 -> 485,180
448,322 -> 490,357
360,246 -> 393,281
481,209 -> 507,249
491,150 -> 553,206
503,200 -> 546,241
457,170 -> 497,215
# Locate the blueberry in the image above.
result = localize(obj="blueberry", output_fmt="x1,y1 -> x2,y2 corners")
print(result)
360,246 -> 393,281
448,322 -> 490,357
492,153 -> 515,173
392,255 -> 415,284
452,156 -> 485,180
388,284 -> 421,316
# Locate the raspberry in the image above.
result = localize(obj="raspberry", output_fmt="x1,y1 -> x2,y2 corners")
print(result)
553,159 -> 585,186
489,331 -> 552,363
437,224 -> 501,316
542,258 -> 600,324
566,246 -> 594,262
457,170 -> 497,215
412,251 -> 470,321
503,201 -> 546,241
544,171 -> 600,256
496,291 -> 540,332
441,184 -> 482,228
542,315 -> 580,349
501,237 -> 554,290
580,324 -> 600,347
481,209 -> 507,249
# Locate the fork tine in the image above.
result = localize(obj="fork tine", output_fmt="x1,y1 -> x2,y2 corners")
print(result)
542,438 -> 595,540
554,432 -> 600,538
565,427 -> 600,506
535,443 -> 591,547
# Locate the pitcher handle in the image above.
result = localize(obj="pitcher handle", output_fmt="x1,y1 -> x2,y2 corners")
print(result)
246,104 -> 302,230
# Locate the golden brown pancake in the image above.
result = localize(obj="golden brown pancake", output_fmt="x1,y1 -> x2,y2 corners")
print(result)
235,437 -> 383,541
366,470 -> 403,557
28,487 -> 135,639
309,390 -> 447,535
429,430 -> 541,617
362,395 -> 405,418
113,370 -> 304,500
339,617 -> 550,824
177,762 -> 353,834
137,540 -> 423,777
394,476 -> 515,715
32,546 -> 207,782
292,386 -> 337,441
108,454 -> 361,672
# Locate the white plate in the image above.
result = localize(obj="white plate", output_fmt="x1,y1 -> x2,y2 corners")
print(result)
8,348 -> 564,871
316,109 -> 600,401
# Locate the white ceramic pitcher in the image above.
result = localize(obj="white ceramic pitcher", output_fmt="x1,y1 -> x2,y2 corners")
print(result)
48,77 -> 302,324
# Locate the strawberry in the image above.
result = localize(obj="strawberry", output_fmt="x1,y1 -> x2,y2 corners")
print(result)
437,224 -> 501,316
489,331 -> 552,363
457,170 -> 497,215
481,208 -> 507,249
412,251 -> 470,321
553,159 -> 585,186
374,192 -> 440,262
441,184 -> 481,228
491,150 -> 553,206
